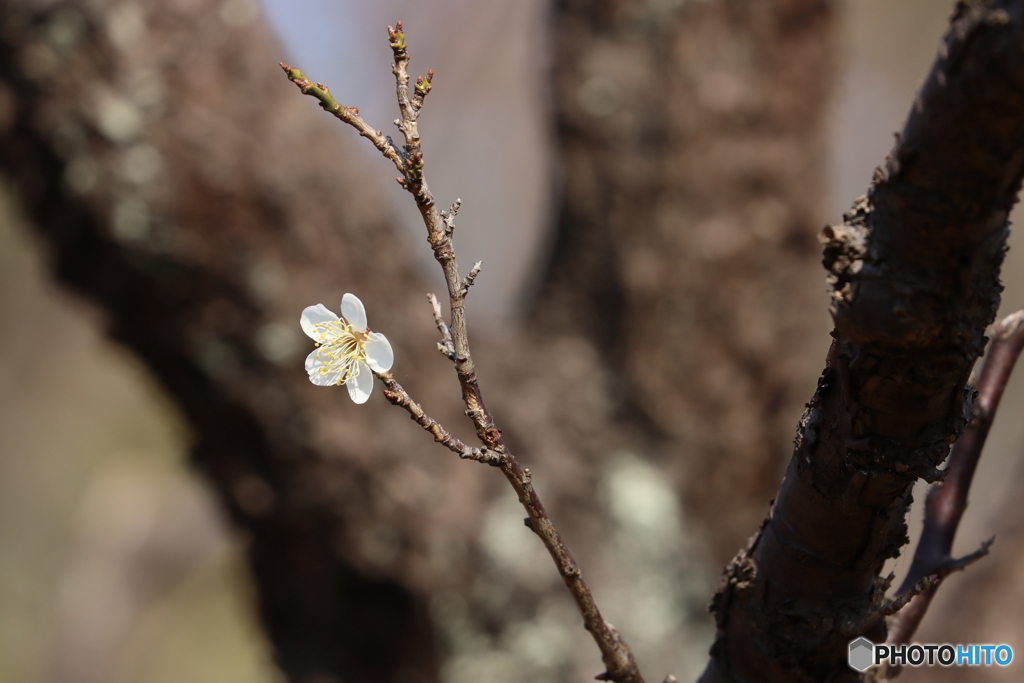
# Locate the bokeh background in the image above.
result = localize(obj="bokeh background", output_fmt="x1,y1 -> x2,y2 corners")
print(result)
2,1 -> 1024,682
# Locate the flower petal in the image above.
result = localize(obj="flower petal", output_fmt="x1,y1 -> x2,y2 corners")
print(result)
341,293 -> 367,331
347,362 -> 374,403
364,332 -> 394,373
300,304 -> 339,340
305,348 -> 342,386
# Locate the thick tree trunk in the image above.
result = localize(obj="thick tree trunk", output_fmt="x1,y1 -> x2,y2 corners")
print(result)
0,2 -> 441,682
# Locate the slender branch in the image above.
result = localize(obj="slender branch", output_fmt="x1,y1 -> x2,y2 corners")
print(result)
887,309 -> 1024,646
283,23 -> 647,683
427,293 -> 455,359
880,537 -> 992,619
279,63 -> 405,176
387,22 -> 418,145
459,261 -> 482,297
441,199 -> 461,236
378,372 -> 503,465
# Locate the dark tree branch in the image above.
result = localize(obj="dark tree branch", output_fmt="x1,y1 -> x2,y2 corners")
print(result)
703,2 -> 1024,681
887,309 -> 1024,647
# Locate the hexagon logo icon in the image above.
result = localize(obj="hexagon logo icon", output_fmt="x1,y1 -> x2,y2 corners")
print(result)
848,637 -> 874,672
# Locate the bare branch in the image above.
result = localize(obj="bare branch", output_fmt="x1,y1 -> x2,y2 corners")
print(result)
459,261 -> 482,297
378,372 -> 503,465
441,198 -> 461,237
412,68 -> 434,111
881,537 -> 992,619
427,293 -> 455,359
387,21 -> 418,145
282,23 -> 647,683
279,63 -> 405,176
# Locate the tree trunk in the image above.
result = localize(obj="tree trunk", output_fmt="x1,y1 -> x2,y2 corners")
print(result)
0,2 -> 441,681
538,0 -> 836,564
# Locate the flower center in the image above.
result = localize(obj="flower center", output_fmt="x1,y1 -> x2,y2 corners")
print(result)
312,319 -> 368,384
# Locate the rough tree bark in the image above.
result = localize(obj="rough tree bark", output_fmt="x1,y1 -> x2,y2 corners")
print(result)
702,1 -> 1024,680
538,0 -> 835,564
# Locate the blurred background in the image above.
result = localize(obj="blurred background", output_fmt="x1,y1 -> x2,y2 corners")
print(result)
1,1 -> 1023,682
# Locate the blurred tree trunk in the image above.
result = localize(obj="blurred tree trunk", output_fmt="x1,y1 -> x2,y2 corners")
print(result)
535,0 -> 835,563
0,2 -> 443,682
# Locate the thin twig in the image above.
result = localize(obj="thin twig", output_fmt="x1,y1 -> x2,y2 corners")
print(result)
279,63 -> 405,176
888,309 -> 1024,646
441,199 -> 461,237
283,23 -> 647,683
427,293 -> 454,359
378,372 -> 503,465
878,537 -> 992,619
459,261 -> 482,297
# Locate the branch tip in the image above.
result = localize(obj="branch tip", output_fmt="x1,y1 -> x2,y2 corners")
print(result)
458,261 -> 482,296
427,293 -> 455,359
995,308 -> 1024,340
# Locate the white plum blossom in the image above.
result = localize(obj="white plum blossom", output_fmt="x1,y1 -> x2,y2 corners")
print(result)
300,293 -> 394,403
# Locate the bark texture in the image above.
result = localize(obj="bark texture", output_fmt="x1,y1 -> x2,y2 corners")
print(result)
702,2 -> 1024,680
540,0 -> 836,563
0,2 -> 441,682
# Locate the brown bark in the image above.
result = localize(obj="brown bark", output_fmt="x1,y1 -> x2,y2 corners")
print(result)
703,2 -> 1024,680
0,2 -> 440,682
539,0 -> 836,564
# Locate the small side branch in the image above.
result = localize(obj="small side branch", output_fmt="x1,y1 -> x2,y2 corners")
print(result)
427,293 -> 455,359
880,537 -> 993,619
379,372 -> 503,465
279,63 -> 405,176
888,309 -> 1024,646
412,69 -> 434,111
459,261 -> 482,297
387,21 -> 418,145
441,199 -> 461,237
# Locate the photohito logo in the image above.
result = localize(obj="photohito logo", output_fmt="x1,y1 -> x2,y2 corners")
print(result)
848,638 -> 1014,672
